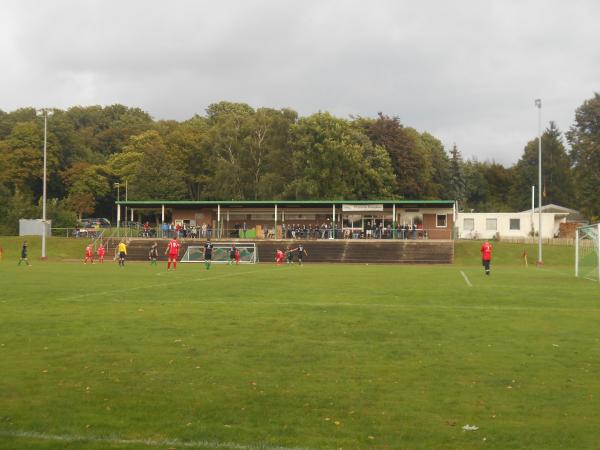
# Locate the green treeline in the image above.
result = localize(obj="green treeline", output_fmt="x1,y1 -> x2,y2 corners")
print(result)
1,94 -> 600,234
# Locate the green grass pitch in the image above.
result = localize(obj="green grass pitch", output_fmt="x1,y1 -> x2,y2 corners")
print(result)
0,238 -> 599,449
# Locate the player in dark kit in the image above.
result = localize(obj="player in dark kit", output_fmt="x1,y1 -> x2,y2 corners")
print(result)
18,240 -> 30,266
204,239 -> 213,270
296,243 -> 307,265
149,242 -> 158,266
229,244 -> 237,265
286,247 -> 294,264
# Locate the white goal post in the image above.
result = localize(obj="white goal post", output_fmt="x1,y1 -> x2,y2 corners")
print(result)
575,223 -> 600,282
180,242 -> 258,264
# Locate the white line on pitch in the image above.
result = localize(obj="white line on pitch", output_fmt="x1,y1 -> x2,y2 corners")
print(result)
57,268 -> 281,302
460,270 -> 472,287
0,429 -> 319,450
147,299 -> 600,314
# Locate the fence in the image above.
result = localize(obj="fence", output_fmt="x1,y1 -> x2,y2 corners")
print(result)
51,227 -> 101,238
131,226 -> 449,241
485,236 -> 575,246
52,225 -> 141,239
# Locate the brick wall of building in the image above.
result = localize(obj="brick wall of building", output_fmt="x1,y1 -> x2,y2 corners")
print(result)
422,213 -> 454,239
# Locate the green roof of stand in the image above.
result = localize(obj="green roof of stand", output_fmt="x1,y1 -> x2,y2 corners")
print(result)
116,199 -> 455,206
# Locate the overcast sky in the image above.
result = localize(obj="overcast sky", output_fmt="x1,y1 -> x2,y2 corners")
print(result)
1,0 -> 598,165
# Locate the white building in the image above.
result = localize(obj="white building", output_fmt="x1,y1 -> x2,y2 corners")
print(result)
456,204 -> 585,240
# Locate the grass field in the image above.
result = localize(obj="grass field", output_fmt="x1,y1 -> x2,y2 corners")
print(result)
0,238 -> 599,449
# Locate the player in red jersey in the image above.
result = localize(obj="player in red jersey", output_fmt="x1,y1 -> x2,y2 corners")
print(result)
84,243 -> 94,264
275,249 -> 285,265
165,236 -> 180,270
481,240 -> 492,275
97,243 -> 106,263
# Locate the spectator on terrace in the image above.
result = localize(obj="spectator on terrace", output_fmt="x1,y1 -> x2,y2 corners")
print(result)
365,221 -> 372,239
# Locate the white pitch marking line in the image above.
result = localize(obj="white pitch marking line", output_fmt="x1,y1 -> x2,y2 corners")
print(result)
136,299 -> 600,314
460,270 -> 473,287
0,429 -> 320,450
57,267 -> 283,302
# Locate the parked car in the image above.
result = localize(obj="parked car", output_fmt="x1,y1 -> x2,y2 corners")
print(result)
78,218 -> 111,228
72,228 -> 100,238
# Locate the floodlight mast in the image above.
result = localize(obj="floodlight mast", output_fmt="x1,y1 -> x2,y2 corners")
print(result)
535,99 -> 543,265
114,182 -> 120,237
37,109 -> 53,260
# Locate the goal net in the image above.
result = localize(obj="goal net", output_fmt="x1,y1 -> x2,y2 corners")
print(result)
576,224 -> 600,282
180,242 -> 258,264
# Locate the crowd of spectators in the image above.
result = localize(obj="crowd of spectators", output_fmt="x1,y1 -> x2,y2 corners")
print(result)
138,220 -> 428,240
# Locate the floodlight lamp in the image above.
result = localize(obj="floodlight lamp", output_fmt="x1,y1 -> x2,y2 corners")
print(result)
534,99 -> 541,108
36,108 -> 54,117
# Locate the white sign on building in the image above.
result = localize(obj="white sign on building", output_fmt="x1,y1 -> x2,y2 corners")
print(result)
342,204 -> 384,212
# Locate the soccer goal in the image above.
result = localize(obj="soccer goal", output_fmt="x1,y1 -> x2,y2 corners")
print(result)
180,242 -> 258,264
575,224 -> 600,282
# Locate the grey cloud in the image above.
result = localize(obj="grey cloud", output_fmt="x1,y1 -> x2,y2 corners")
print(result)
1,0 -> 599,165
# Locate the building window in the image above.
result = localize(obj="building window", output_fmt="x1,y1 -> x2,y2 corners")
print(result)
463,218 -> 474,231
436,214 -> 447,228
510,218 -> 520,230
486,218 -> 497,231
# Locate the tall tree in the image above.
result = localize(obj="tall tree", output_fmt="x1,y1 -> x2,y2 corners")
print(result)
568,93 -> 600,219
67,192 -> 96,220
0,121 -> 60,197
66,104 -> 154,157
362,113 -> 431,198
483,162 -> 513,211
241,108 -> 297,200
286,112 -> 395,199
511,122 -> 574,211
128,131 -> 188,200
165,117 -> 211,200
463,159 -> 489,211
449,144 -> 466,208
420,132 -> 451,199
62,162 -> 112,218
204,102 -> 255,199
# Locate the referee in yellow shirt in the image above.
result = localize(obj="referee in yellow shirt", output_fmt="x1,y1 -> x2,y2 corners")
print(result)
116,240 -> 127,267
